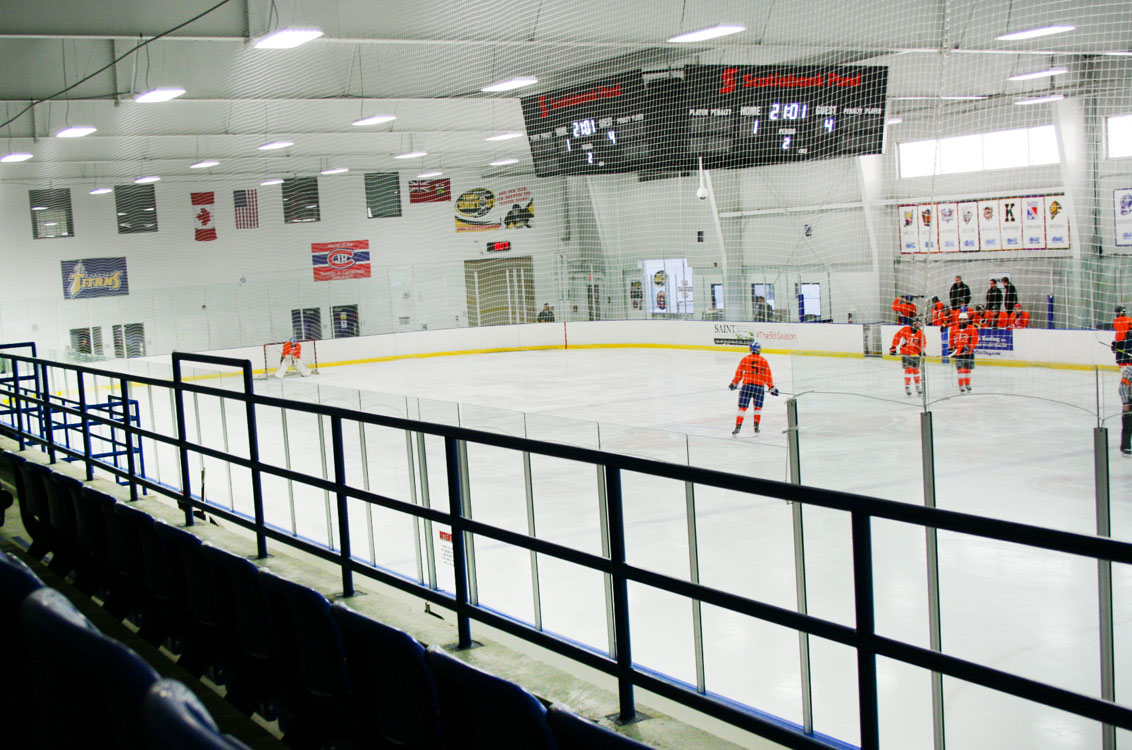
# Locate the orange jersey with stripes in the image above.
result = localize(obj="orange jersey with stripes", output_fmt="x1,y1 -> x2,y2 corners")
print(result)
890,326 -> 925,356
282,341 -> 302,358
1010,310 -> 1030,328
731,354 -> 774,388
1115,315 -> 1132,342
929,303 -> 948,326
951,325 -> 978,355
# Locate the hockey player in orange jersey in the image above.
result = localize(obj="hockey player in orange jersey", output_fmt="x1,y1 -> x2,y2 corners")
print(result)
951,313 -> 978,393
729,341 -> 779,435
275,337 -> 311,379
890,318 -> 925,396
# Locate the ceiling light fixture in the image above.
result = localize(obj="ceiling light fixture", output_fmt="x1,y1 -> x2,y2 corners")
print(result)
258,140 -> 293,150
56,126 -> 96,138
489,158 -> 519,166
320,167 -> 349,175
254,28 -> 324,49
481,76 -> 538,93
486,132 -> 524,141
135,87 -> 186,103
134,176 -> 161,183
352,114 -> 397,126
0,153 -> 33,162
886,117 -> 904,125
190,160 -> 220,169
394,151 -> 427,159
89,188 -> 112,195
31,205 -> 47,211
1014,94 -> 1065,105
260,178 -> 284,186
1008,67 -> 1068,81
996,25 -> 1075,42
416,171 -> 443,178
667,24 -> 746,43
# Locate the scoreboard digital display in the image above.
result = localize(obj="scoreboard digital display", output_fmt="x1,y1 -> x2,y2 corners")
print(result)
521,72 -> 654,177
683,64 -> 888,168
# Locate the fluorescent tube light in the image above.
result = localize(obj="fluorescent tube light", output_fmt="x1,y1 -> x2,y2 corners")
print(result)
395,151 -> 427,159
1009,67 -> 1068,81
56,126 -> 96,138
668,24 -> 746,43
996,25 -> 1075,42
1014,94 -> 1065,105
489,158 -> 519,166
481,76 -> 538,93
260,178 -> 284,186
190,160 -> 220,169
254,28 -> 323,49
486,132 -> 524,141
134,176 -> 160,183
135,87 -> 186,103
352,114 -> 396,126
1,153 -> 33,162
258,141 -> 293,150
320,167 -> 349,175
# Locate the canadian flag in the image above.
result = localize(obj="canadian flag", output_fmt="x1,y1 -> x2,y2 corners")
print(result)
192,192 -> 217,241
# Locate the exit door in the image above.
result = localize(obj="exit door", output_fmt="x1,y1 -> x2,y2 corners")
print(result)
331,305 -> 359,338
464,256 -> 535,326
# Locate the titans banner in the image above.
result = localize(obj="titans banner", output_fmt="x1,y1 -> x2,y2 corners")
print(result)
60,257 -> 130,300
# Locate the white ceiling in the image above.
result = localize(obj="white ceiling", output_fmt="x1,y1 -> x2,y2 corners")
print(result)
0,0 -> 1128,184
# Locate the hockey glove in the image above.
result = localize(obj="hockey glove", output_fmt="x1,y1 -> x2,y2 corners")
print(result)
889,348 -> 896,355
728,383 -> 737,391
769,387 -> 779,396
1112,342 -> 1118,353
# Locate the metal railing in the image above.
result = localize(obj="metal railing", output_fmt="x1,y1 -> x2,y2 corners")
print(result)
1,344 -> 1131,750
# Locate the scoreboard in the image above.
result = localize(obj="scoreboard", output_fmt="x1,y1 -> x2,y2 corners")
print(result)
520,72 -> 654,177
684,64 -> 889,168
518,65 -> 888,176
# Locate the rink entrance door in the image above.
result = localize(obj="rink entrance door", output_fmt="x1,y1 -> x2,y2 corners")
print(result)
464,256 -> 535,326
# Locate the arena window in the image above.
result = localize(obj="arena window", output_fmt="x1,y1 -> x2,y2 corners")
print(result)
1108,113 -> 1132,159
898,124 -> 1060,178
28,188 -> 74,239
113,184 -> 158,234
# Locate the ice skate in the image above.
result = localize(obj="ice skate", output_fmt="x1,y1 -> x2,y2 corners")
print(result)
905,386 -> 912,396
1122,448 -> 1131,456
752,422 -> 760,433
731,425 -> 741,436
915,386 -> 922,395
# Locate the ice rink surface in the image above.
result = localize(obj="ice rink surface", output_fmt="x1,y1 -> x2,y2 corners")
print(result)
77,346 -> 1132,748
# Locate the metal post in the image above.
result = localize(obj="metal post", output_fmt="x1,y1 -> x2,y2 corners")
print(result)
120,378 -> 138,501
330,416 -> 354,597
522,414 -> 543,629
605,465 -> 637,722
1095,426 -> 1116,750
921,411 -> 946,750
851,512 -> 880,750
244,366 -> 268,559
76,373 -> 93,481
281,409 -> 297,534
12,359 -> 26,451
39,363 -> 55,463
171,359 -> 193,523
219,397 -> 235,510
444,436 -> 473,648
685,436 -> 706,694
457,438 -> 478,605
786,397 -> 813,734
416,431 -> 437,588
318,414 -> 334,549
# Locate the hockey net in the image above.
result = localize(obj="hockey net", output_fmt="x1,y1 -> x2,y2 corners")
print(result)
259,339 -> 320,379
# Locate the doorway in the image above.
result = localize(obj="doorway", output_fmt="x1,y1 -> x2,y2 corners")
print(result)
464,256 -> 535,326
291,308 -> 322,340
112,323 -> 146,358
331,304 -> 359,338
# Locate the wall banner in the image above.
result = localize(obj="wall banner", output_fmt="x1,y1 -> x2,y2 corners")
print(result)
60,257 -> 129,300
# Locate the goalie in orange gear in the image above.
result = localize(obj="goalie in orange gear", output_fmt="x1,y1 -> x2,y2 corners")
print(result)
890,318 -> 925,396
274,337 -> 311,379
729,341 -> 778,435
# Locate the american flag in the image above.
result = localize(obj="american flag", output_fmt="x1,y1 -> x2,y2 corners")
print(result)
233,189 -> 259,229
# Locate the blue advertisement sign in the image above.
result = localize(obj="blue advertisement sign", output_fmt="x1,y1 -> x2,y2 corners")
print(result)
60,257 -> 130,300
941,326 -> 1013,358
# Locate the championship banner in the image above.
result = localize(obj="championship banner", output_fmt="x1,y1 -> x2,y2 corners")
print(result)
409,178 -> 451,203
916,204 -> 937,252
957,201 -> 980,250
1045,196 -> 1069,249
998,197 -> 1023,249
899,205 -> 919,254
1115,188 -> 1132,247
454,185 -> 534,232
977,200 -> 1001,250
311,240 -> 371,281
937,202 -> 960,252
1021,196 -> 1046,249
61,257 -> 129,300
191,192 -> 217,241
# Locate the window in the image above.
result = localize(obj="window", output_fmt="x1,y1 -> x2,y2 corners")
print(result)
291,308 -> 322,340
114,184 -> 158,233
282,177 -> 320,223
898,125 -> 1060,178
365,172 -> 402,218
1108,113 -> 1132,159
29,188 -> 74,239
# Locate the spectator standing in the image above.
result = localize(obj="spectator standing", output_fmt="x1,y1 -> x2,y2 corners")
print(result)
949,276 -> 971,310
536,303 -> 555,323
1001,277 -> 1018,310
753,296 -> 773,322
985,279 -> 1004,324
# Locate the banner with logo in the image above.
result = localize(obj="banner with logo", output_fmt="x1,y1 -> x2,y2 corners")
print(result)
61,257 -> 129,300
311,240 -> 371,281
1115,188 -> 1132,247
409,178 -> 451,203
642,258 -> 694,314
941,326 -> 1013,358
900,193 -> 1068,254
454,185 -> 534,232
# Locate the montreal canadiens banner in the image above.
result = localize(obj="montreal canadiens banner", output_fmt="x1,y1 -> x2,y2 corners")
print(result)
311,240 -> 371,281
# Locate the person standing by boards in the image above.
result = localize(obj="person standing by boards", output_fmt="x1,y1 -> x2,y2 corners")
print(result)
951,313 -> 978,393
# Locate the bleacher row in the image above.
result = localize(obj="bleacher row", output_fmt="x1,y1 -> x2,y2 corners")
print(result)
0,448 -> 653,750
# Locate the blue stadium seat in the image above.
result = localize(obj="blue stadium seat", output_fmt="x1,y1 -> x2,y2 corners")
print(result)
143,679 -> 253,750
259,568 -> 351,748
21,587 -> 160,748
73,485 -> 114,598
0,450 -> 43,544
14,458 -> 54,559
152,522 -> 220,677
49,474 -> 85,580
200,543 -> 276,716
330,603 -> 443,749
0,550 -> 45,746
424,645 -> 556,750
113,502 -> 176,644
547,704 -> 654,749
